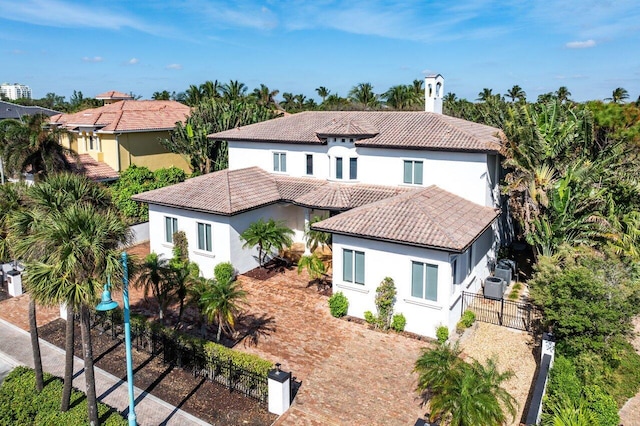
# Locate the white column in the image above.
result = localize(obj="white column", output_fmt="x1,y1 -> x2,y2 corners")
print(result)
541,332 -> 556,368
303,209 -> 311,255
268,364 -> 291,415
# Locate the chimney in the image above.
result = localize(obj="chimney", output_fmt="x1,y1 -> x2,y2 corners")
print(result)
424,74 -> 444,114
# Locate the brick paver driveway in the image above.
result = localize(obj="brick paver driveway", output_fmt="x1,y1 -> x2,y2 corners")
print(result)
234,269 -> 429,425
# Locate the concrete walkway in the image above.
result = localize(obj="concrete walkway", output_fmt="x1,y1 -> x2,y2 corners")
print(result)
0,318 -> 210,426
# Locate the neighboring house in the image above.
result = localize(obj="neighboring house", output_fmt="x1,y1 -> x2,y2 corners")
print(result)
49,91 -> 191,173
0,100 -> 60,120
133,75 -> 507,338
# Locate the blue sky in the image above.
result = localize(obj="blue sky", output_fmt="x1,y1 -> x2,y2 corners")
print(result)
1,0 -> 638,103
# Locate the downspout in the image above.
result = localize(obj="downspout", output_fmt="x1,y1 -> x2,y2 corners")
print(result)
116,133 -> 122,172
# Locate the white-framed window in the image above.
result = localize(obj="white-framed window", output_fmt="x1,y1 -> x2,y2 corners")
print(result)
197,222 -> 212,252
336,157 -> 343,179
467,244 -> 474,275
164,216 -> 178,243
349,157 -> 358,180
343,249 -> 365,285
412,261 -> 438,301
306,154 -> 313,175
273,152 -> 286,172
403,160 -> 423,185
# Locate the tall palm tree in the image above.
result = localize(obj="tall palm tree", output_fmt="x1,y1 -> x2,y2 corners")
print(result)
506,85 -> 526,103
383,85 -> 415,110
251,84 -> 279,108
221,80 -> 247,101
199,278 -> 247,342
10,174 -> 130,423
316,86 -> 330,103
476,88 -> 494,102
239,218 -> 294,267
0,114 -> 77,181
152,90 -> 171,100
555,86 -> 571,103
348,82 -> 380,109
608,87 -> 629,104
136,252 -> 172,324
185,84 -> 203,106
280,92 -> 296,111
200,80 -> 221,100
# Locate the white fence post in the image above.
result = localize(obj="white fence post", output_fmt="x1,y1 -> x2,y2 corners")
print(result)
268,363 -> 291,415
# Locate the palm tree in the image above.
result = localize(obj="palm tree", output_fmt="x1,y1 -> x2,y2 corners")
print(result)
280,92 -> 296,111
476,88 -> 494,102
383,85 -> 415,110
185,84 -> 203,106
251,84 -> 279,108
199,277 -> 247,342
240,218 -> 294,267
297,254 -> 327,284
316,86 -> 330,103
348,82 -> 380,109
10,174 -> 130,423
608,87 -> 629,104
136,252 -> 172,324
506,85 -> 526,103
0,114 -> 77,181
304,215 -> 332,253
152,90 -> 171,100
200,80 -> 221,100
555,86 -> 571,103
221,80 -> 247,101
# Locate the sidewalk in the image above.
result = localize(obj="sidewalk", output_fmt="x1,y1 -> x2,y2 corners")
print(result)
0,318 -> 210,426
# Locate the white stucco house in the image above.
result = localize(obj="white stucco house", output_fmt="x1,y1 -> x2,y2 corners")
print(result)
133,75 -> 507,338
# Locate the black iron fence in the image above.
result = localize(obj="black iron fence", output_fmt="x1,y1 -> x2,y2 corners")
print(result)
91,311 -> 269,404
461,291 -> 543,332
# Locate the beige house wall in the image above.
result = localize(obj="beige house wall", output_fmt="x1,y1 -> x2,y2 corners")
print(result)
116,131 -> 190,172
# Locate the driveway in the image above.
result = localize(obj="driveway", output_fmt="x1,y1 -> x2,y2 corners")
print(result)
233,269 -> 429,425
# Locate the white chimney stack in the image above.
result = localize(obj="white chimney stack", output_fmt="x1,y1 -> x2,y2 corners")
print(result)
424,74 -> 444,114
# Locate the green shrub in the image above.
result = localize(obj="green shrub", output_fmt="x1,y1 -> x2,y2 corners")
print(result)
512,283 -> 523,291
364,310 -> 376,325
391,313 -> 406,332
374,277 -> 396,330
459,310 -> 476,329
508,291 -> 519,300
214,261 -> 236,284
583,385 -> 620,426
0,367 -> 126,425
436,325 -> 449,343
545,356 -> 583,407
328,292 -> 349,318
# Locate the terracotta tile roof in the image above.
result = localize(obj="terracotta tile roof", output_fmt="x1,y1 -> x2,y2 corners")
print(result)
50,100 -> 190,132
209,111 -> 503,153
312,185 -> 500,252
132,167 -> 282,215
71,154 -> 119,181
291,181 -> 411,210
95,90 -> 134,100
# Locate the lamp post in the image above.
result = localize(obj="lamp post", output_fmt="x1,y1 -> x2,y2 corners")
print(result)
96,252 -> 136,426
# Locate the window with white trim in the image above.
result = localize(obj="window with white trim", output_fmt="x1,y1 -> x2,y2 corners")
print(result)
343,249 -> 365,284
306,154 -> 313,175
412,261 -> 438,301
403,160 -> 423,185
349,157 -> 358,180
164,216 -> 178,243
273,152 -> 286,172
197,222 -> 212,252
336,157 -> 343,179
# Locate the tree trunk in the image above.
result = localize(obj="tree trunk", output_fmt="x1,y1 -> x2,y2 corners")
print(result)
80,305 -> 99,426
61,306 -> 75,411
28,298 -> 44,392
216,321 -> 222,343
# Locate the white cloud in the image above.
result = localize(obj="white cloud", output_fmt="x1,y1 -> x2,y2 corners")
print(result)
82,56 -> 103,63
128,58 -> 139,65
565,39 -> 596,49
165,63 -> 182,70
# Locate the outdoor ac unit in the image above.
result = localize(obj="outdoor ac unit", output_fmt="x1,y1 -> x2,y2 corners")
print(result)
484,276 -> 504,300
495,264 -> 512,287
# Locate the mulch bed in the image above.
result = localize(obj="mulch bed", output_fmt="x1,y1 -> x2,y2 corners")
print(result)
38,319 -> 277,426
243,260 -> 294,281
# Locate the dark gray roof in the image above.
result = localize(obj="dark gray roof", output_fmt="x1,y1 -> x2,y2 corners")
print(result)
0,100 -> 60,120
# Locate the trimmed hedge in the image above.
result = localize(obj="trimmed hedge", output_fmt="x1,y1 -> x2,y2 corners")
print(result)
126,313 -> 272,377
0,366 -> 126,425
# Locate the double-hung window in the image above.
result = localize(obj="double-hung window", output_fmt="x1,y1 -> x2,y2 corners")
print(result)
343,249 -> 365,284
403,160 -> 423,185
336,157 -> 343,179
273,152 -> 286,172
164,217 -> 178,243
349,158 -> 358,180
411,261 -> 438,301
306,154 -> 313,175
197,222 -> 212,252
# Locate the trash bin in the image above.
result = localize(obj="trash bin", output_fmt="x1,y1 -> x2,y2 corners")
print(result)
484,276 -> 504,300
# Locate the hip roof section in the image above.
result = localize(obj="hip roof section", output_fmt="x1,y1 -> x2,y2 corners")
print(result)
209,111 -> 504,153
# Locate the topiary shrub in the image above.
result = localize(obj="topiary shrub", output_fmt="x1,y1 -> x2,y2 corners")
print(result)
374,277 -> 396,330
214,261 -> 236,284
391,313 -> 406,332
328,292 -> 349,318
436,325 -> 449,343
364,310 -> 376,325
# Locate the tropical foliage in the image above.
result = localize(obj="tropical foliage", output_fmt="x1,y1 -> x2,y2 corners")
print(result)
414,343 -> 517,426
239,218 -> 294,267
